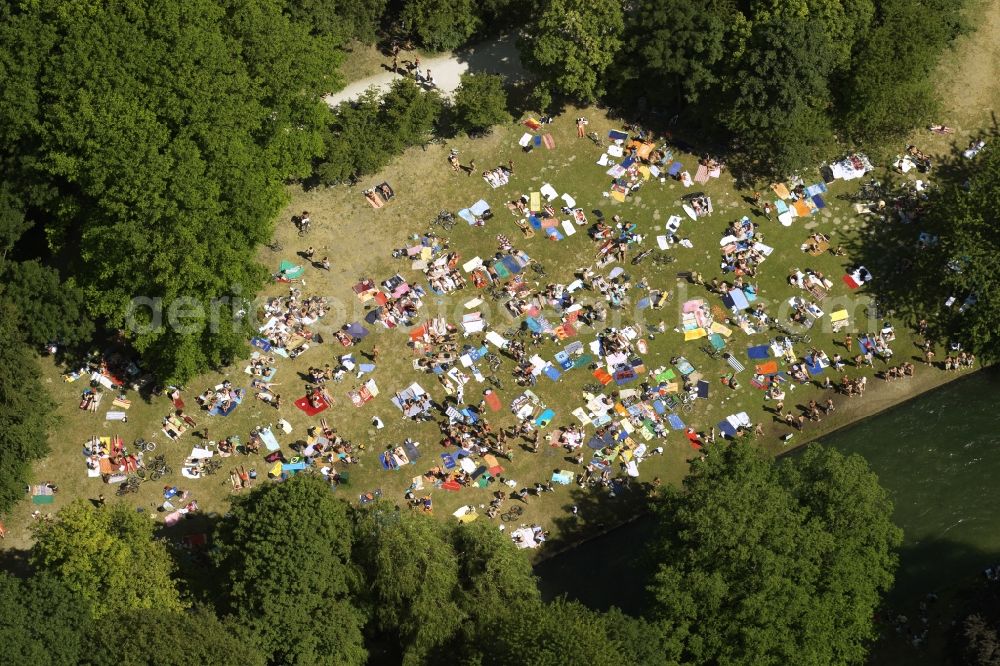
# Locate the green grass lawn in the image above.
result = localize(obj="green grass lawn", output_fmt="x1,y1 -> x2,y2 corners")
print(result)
3,104 -> 961,557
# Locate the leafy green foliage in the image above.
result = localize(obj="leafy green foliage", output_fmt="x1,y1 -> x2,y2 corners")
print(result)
452,72 -> 511,134
317,80 -> 443,185
354,505 -> 463,665
0,573 -> 89,666
718,16 -> 837,176
0,182 -> 31,259
521,0 -> 624,104
613,0 -> 966,175
284,0 -> 387,43
30,501 -> 185,619
0,0 -> 339,382
479,598 -> 654,665
630,0 -> 733,106
840,0 -> 967,144
648,442 -> 900,665
910,145 -> 1000,360
1,261 -> 94,348
89,606 -> 267,666
212,475 -> 367,665
401,0 -> 481,51
0,301 -> 54,513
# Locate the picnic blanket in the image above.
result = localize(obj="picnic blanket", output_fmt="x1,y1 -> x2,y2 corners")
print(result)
755,361 -> 779,376
747,345 -> 770,360
294,395 -> 329,416
726,355 -> 745,373
259,427 -> 280,452
278,260 -> 305,279
208,390 -> 244,416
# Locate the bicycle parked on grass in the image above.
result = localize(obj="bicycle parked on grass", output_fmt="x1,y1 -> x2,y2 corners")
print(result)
200,458 -> 223,476
485,353 -> 503,372
145,454 -> 172,481
431,210 -> 456,231
115,475 -> 143,496
133,438 -> 156,452
651,252 -> 676,266
501,505 -> 524,522
771,321 -> 812,344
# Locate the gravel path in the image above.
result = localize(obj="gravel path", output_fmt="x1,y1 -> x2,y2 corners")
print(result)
324,34 -> 525,107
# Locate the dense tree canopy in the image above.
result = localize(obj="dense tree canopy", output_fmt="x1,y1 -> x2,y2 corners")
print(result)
0,301 -> 54,514
899,144 -> 1000,361
213,475 -> 367,665
354,505 -> 464,665
611,0 -> 967,175
0,0 -> 339,382
521,0 -> 624,104
285,0 -> 388,43
452,72 -> 512,134
401,0 -> 481,51
647,442 -> 901,665
0,573 -> 90,666
1,260 -> 93,349
30,502 -> 185,619
317,79 -> 443,185
90,606 -> 267,666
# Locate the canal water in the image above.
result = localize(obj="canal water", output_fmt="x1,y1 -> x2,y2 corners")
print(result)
536,369 -> 1000,651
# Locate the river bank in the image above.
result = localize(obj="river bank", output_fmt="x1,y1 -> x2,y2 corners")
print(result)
536,368 -> 1000,664
530,362 -> 984,566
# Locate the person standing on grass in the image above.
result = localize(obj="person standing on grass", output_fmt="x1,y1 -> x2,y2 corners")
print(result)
577,117 -> 587,138
468,159 -> 475,176
844,333 -> 853,352
371,345 -> 380,363
320,257 -> 330,270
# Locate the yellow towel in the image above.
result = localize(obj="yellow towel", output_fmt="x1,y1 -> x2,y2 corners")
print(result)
684,328 -> 707,341
710,322 -> 732,337
530,192 -> 541,211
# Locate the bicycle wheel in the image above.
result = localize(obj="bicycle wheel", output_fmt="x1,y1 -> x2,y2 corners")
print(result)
682,403 -> 693,413
135,468 -> 146,479
150,470 -> 162,481
144,441 -> 156,452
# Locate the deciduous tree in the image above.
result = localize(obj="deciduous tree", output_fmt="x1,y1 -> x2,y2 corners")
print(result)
401,0 -> 481,51
354,505 -> 463,665
520,0 -> 624,103
452,72 -> 511,134
0,573 -> 89,666
30,502 -> 185,619
212,475 -> 367,665
647,442 -> 900,665
0,302 -> 54,514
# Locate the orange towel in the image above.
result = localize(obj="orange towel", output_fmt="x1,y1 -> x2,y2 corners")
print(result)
592,368 -> 613,385
755,361 -> 779,375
